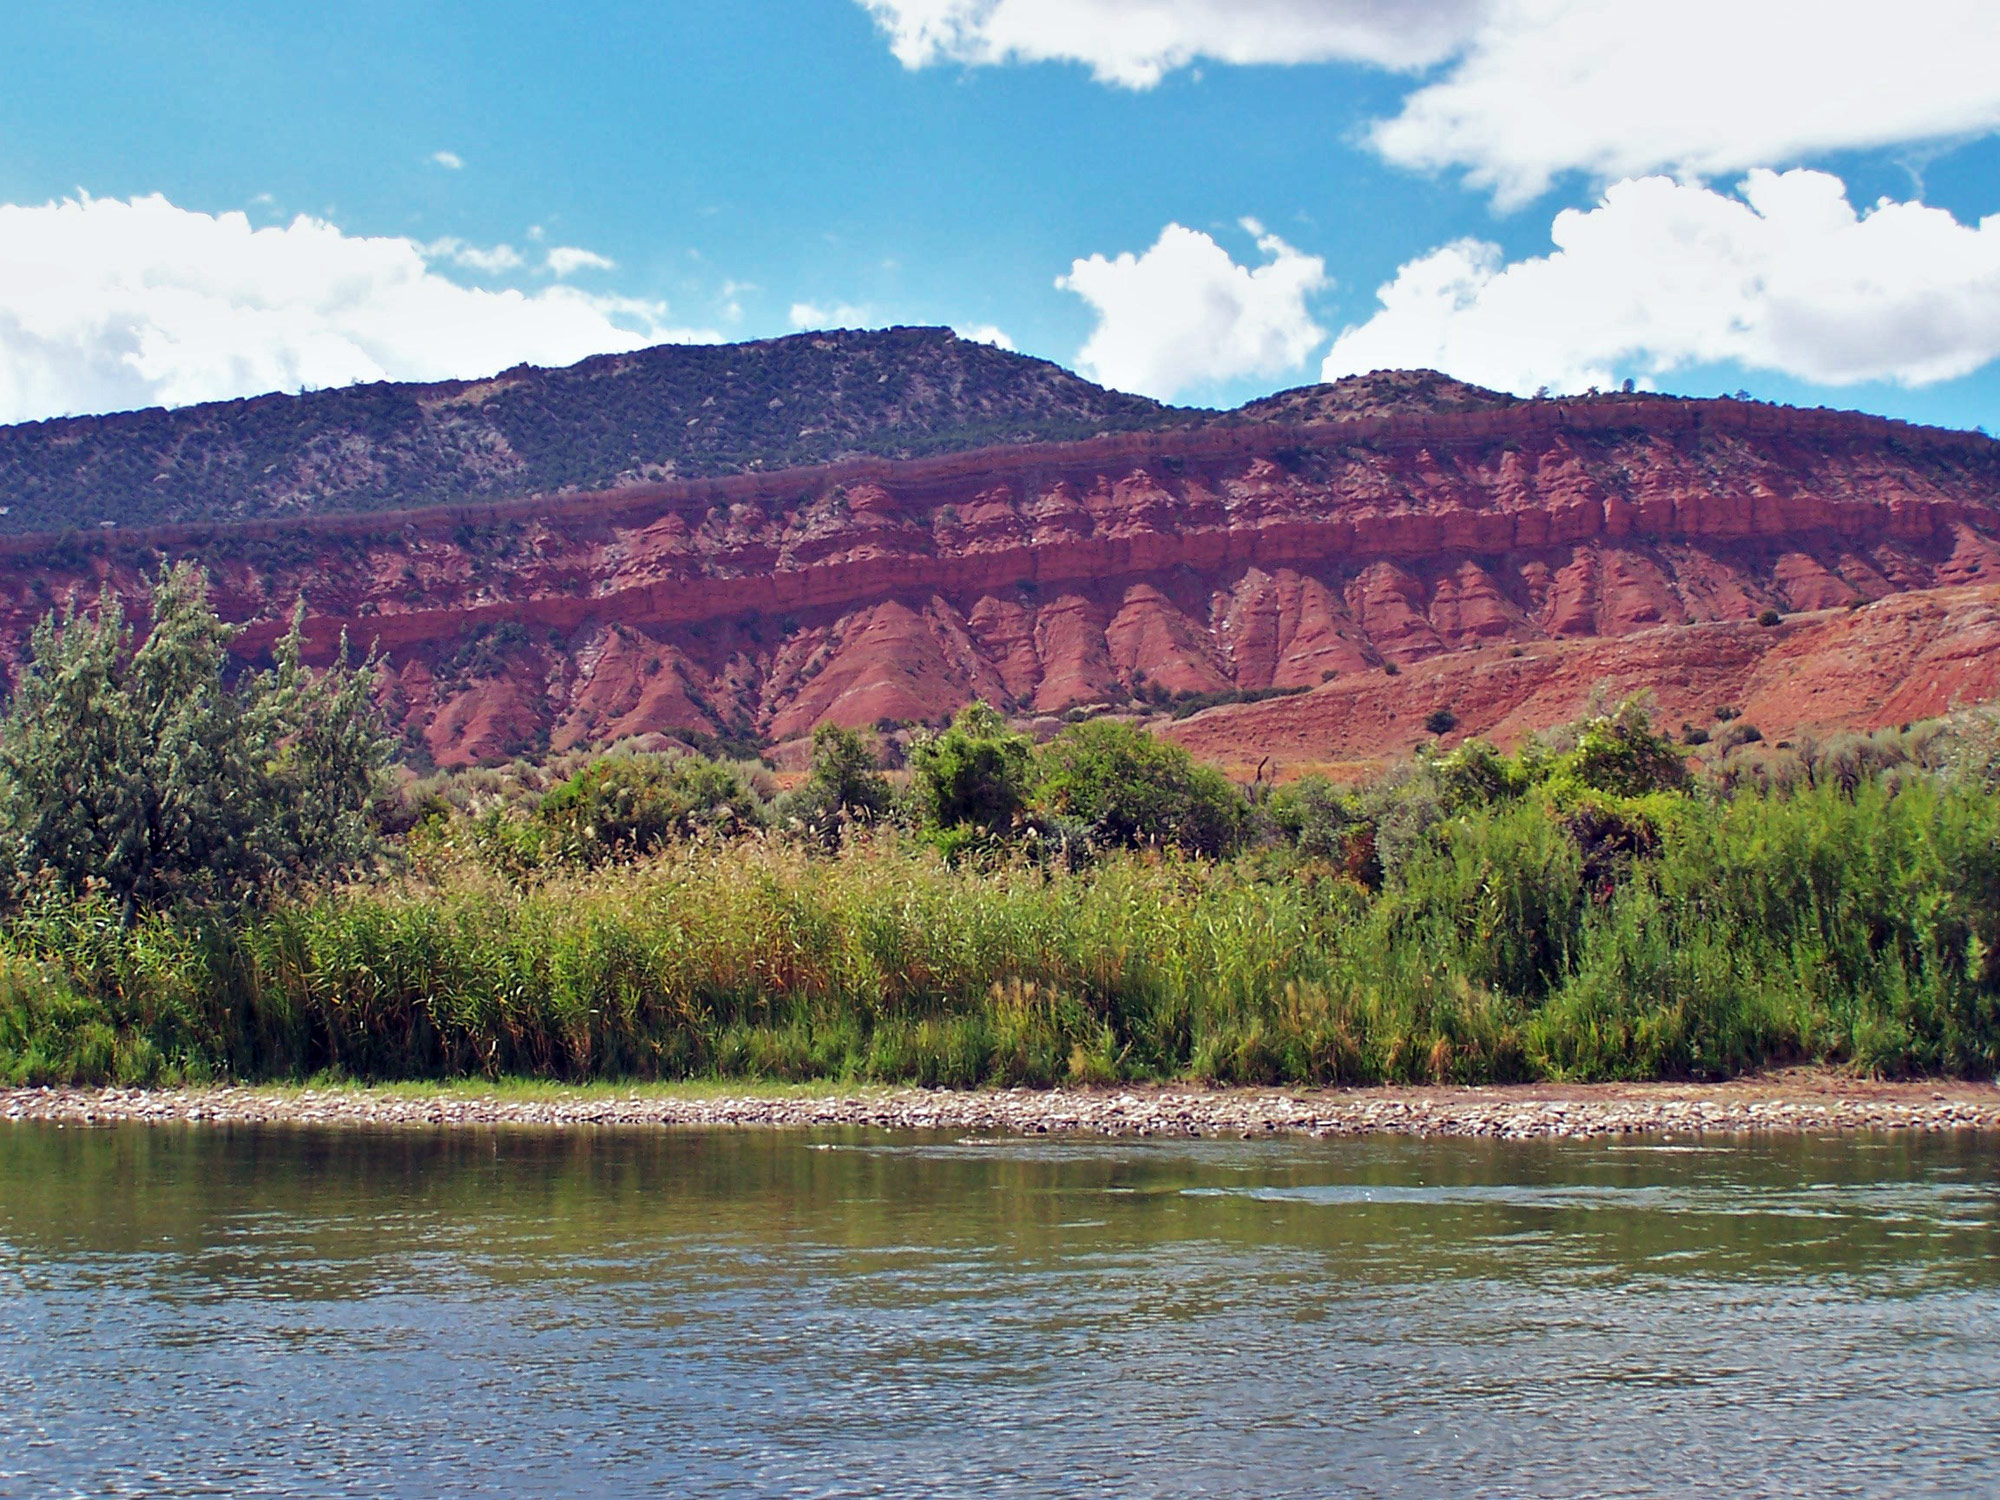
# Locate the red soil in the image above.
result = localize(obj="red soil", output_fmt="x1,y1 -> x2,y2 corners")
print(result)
1166,583 -> 2000,776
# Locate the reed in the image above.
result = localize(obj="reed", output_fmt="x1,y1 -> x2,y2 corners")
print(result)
3,775 -> 1996,1088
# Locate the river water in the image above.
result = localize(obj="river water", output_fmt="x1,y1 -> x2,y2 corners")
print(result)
0,1123 -> 1995,1498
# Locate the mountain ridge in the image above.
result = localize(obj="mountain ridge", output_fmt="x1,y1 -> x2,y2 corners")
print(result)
4,329 -> 1993,548
0,328 -> 1190,536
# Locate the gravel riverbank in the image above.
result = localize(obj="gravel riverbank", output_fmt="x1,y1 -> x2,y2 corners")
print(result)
4,1074 -> 1998,1139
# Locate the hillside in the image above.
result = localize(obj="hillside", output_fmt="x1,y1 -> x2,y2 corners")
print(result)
1230,369 -> 1521,424
0,333 -> 1587,540
0,328 -> 1183,536
0,335 -> 1995,769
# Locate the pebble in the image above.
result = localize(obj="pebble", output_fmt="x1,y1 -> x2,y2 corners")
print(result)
0,1078 -> 1997,1139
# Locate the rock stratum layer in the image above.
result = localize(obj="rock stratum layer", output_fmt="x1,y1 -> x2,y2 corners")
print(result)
4,385 -> 1999,768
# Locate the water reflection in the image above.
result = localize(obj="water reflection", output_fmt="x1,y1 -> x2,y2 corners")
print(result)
1,1123 -> 1995,1497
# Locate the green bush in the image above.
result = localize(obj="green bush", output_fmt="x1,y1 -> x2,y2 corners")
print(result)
1034,718 -> 1250,857
778,724 -> 891,843
905,702 -> 1033,841
1542,697 -> 1689,800
1431,738 -> 1526,810
536,753 -> 765,866
4,761 -> 1996,1090
3,679 -> 1997,1090
1267,775 -> 1371,875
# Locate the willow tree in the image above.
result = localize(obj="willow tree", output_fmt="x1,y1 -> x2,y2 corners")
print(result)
0,563 -> 391,915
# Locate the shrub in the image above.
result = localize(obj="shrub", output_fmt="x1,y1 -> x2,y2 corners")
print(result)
1351,761 -> 1446,883
1543,696 -> 1689,799
1431,738 -> 1524,810
1757,608 -> 1783,627
3,728 -> 1998,1088
905,702 -> 1033,839
779,724 -> 892,842
1158,683 -> 1308,720
1034,718 -> 1250,857
1717,722 -> 1765,753
1268,775 -> 1354,860
536,753 -> 765,865
1935,705 -> 2000,793
1560,796 -> 1663,896
1424,707 -> 1460,736
1267,776 -> 1381,884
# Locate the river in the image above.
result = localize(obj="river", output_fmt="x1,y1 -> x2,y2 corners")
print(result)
1,1123 -> 1995,1497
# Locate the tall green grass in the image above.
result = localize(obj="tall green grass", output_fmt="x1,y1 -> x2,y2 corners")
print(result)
3,775 -> 1995,1089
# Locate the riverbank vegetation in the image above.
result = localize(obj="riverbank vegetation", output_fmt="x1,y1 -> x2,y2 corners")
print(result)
1,570 -> 1997,1089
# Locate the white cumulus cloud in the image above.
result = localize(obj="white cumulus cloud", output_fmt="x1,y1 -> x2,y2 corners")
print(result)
860,2 -> 2000,210
0,193 -> 714,424
954,323 -> 1016,350
857,0 -> 1483,88
430,150 -> 465,170
1322,170 -> 2000,395
1374,0 -> 2000,207
789,301 -> 873,329
1059,221 -> 1327,400
425,237 -> 526,275
546,245 -> 616,277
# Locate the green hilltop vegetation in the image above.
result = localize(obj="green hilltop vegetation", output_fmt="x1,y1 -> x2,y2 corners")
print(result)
0,328 -> 1185,536
0,335 -> 1555,541
1,567 -> 1998,1089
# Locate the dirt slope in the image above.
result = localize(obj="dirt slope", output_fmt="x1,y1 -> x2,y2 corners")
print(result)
1165,583 -> 2000,777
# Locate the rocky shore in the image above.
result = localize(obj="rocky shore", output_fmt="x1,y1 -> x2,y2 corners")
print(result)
4,1074 -> 1998,1139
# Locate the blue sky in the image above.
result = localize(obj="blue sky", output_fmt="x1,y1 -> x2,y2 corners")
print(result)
3,1 -> 2000,430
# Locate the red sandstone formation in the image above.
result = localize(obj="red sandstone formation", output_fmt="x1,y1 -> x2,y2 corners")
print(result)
2,392 -> 1996,766
1166,583 -> 2000,775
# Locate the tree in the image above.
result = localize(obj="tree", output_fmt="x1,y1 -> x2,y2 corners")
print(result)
1267,775 -> 1368,869
260,601 -> 397,885
1431,738 -> 1523,810
906,702 -> 1033,838
781,724 -> 891,842
1558,697 -> 1690,799
0,564 -> 392,914
1034,719 -> 1249,857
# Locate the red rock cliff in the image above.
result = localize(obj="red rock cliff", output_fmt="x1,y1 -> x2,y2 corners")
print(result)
4,393 -> 1997,766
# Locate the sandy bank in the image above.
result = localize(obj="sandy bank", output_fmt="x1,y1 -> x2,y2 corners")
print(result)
4,1073 -> 1998,1139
